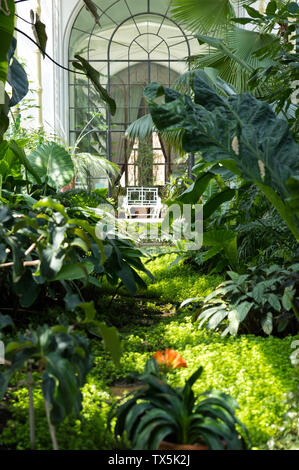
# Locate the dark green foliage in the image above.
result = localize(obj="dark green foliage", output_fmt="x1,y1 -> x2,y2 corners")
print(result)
145,71 -> 299,242
27,142 -> 74,190
6,38 -> 29,107
55,188 -> 108,209
0,314 -> 93,425
0,196 -> 152,312
232,0 -> 299,132
192,264 -> 299,336
108,358 -> 250,450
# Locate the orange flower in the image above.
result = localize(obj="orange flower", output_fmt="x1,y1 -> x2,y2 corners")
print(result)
153,349 -> 187,369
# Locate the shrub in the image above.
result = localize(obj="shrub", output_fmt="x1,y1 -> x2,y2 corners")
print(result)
191,264 -> 299,337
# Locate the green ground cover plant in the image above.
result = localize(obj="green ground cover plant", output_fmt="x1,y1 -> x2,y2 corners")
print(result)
1,260 -> 297,450
0,0 -> 298,452
1,312 -> 297,450
140,253 -> 224,303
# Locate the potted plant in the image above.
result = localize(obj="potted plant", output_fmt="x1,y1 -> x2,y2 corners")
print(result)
108,355 -> 251,450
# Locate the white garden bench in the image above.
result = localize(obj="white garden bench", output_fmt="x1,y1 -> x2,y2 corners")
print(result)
122,187 -> 163,219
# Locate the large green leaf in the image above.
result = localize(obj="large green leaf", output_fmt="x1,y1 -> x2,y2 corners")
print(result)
0,0 -> 15,85
44,353 -> 81,424
170,0 -> 237,36
145,71 -> 299,241
203,188 -> 235,219
6,38 -> 29,107
27,142 -> 74,189
126,114 -> 155,141
203,229 -> 238,269
191,28 -> 278,93
178,172 -> 214,204
228,301 -> 253,335
51,262 -> 94,281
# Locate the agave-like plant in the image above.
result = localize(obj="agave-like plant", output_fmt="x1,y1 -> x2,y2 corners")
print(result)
108,358 -> 251,450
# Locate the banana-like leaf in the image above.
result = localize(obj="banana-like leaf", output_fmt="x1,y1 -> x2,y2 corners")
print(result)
27,142 -> 74,189
6,38 -> 29,107
178,172 -> 214,204
145,71 -> 299,241
203,188 -> 235,219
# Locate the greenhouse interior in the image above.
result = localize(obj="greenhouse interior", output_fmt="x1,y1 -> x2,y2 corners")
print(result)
0,0 -> 298,452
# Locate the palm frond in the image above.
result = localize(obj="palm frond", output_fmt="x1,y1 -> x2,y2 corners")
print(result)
125,114 -> 155,141
126,113 -> 186,157
174,68 -> 236,96
73,152 -> 120,186
188,27 -> 278,93
170,0 -> 255,36
160,129 -> 186,156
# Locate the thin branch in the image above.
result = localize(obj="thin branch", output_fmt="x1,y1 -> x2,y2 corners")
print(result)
15,27 -> 85,76
24,234 -> 45,256
15,13 -> 32,25
0,260 -> 39,269
44,399 -> 59,450
27,362 -> 35,450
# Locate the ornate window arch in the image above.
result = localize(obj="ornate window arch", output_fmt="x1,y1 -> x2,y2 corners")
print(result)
69,0 -> 199,189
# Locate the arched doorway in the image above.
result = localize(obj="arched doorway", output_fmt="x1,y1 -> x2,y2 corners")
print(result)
69,0 -> 199,189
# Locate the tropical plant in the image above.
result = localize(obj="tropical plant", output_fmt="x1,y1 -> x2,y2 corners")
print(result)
186,264 -> 299,336
174,0 -> 298,133
231,1 -> 299,115
27,142 -> 74,192
0,302 -> 121,450
170,0 -> 246,36
108,357 -> 251,450
0,313 -> 94,449
69,114 -> 120,191
0,194 -> 153,311
144,70 -> 299,243
171,159 -> 238,270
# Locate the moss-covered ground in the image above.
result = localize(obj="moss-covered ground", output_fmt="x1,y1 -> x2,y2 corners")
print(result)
0,254 -> 298,450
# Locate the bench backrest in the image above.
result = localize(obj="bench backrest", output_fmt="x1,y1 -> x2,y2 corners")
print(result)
126,187 -> 159,206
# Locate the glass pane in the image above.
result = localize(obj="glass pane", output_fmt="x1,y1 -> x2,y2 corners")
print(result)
125,0 -> 148,15
69,0 -> 194,185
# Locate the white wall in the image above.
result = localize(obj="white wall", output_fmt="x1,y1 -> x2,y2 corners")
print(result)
16,0 -> 82,141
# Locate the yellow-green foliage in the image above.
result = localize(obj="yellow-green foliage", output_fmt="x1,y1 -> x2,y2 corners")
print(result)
1,257 -> 297,450
0,380 -> 113,450
140,254 -> 223,302
92,313 -> 299,449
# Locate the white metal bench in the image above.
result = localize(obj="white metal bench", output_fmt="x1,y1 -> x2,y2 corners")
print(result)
122,187 -> 162,219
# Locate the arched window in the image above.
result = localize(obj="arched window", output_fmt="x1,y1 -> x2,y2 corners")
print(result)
69,0 -> 199,189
